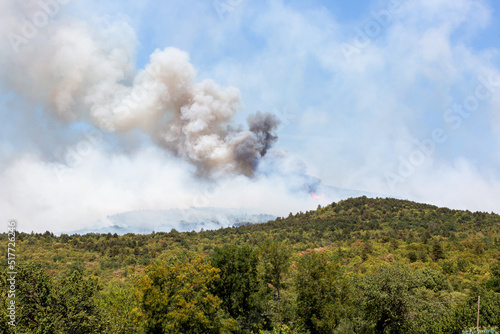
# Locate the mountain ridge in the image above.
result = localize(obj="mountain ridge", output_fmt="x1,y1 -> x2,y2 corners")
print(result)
65,207 -> 276,235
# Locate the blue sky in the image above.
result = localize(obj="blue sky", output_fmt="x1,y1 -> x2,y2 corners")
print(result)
1,0 -> 500,232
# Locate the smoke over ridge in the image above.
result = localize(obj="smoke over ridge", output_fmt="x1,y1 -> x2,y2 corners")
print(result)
0,0 -> 279,177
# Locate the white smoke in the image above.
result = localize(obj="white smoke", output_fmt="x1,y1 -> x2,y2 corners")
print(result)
0,0 -> 278,177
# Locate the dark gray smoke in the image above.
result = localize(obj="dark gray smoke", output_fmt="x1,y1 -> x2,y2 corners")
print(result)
248,111 -> 280,157
233,112 -> 280,176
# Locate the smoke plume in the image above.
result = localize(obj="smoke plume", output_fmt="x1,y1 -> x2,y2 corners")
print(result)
0,0 -> 279,177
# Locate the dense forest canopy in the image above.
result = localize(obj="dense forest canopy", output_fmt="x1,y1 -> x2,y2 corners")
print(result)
2,196 -> 500,333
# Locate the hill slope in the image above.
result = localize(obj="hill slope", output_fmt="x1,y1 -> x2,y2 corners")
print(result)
7,196 -> 500,279
3,196 -> 500,333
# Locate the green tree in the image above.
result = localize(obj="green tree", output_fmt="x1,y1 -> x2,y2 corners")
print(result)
432,242 -> 445,261
486,263 -> 500,292
361,265 -> 415,333
454,285 -> 500,329
97,280 -> 138,333
260,240 -> 291,325
295,251 -> 348,334
15,263 -> 55,333
14,262 -> 106,333
413,268 -> 450,292
211,244 -> 265,332
134,254 -> 236,333
52,270 -> 106,333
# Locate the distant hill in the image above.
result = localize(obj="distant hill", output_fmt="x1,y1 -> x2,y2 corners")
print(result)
233,196 -> 500,239
65,207 -> 276,235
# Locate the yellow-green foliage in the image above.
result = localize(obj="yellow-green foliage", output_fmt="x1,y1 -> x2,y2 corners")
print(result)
134,254 -> 236,333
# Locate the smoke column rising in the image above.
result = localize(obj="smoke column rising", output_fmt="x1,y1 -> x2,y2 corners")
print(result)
0,0 -> 279,177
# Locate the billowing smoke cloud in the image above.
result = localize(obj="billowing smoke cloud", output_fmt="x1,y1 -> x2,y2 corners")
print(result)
235,112 -> 280,173
0,0 -> 279,177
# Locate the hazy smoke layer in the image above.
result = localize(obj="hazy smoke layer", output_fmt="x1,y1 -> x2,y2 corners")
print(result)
0,0 -> 278,177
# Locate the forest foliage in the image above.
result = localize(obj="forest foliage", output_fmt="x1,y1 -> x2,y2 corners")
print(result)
2,196 -> 500,333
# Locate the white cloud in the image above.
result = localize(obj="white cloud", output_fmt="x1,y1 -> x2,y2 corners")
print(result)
201,0 -> 500,209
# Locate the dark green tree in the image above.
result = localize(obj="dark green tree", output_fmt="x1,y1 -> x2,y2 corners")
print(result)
14,263 -> 106,333
295,251 -> 348,333
432,242 -> 445,261
53,270 -> 106,333
210,244 -> 264,332
259,239 -> 291,324
361,265 -> 415,333
413,268 -> 450,292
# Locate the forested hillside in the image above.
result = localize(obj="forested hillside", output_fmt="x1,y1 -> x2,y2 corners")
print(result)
2,196 -> 500,333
